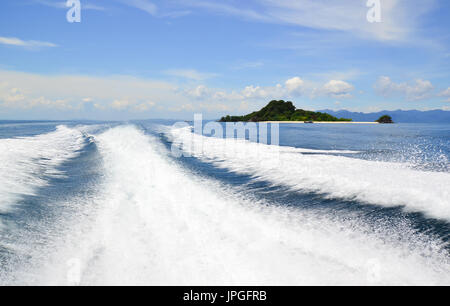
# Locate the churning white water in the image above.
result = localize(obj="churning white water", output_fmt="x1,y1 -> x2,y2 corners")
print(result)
2,125 -> 448,286
170,126 -> 450,221
0,126 -> 85,214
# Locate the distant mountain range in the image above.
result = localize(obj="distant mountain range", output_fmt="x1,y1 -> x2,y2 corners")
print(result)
319,109 -> 450,123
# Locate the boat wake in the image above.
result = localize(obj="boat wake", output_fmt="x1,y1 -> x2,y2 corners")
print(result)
1,125 -> 448,285
0,125 -> 87,214
169,126 -> 450,221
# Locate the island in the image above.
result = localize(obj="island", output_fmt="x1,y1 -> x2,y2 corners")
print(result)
219,100 -> 352,122
376,115 -> 394,124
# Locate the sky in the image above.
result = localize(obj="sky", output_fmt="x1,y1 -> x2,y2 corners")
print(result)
0,0 -> 450,120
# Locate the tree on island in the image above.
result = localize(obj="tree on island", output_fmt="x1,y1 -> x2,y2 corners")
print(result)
376,115 -> 394,124
219,100 -> 352,122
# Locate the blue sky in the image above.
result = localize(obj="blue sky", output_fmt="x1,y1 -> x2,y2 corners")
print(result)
0,0 -> 449,120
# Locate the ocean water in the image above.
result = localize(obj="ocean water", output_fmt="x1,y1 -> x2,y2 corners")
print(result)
0,120 -> 449,285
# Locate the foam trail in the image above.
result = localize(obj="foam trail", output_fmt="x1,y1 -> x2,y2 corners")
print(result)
4,125 -> 448,286
170,127 -> 450,221
0,125 -> 86,213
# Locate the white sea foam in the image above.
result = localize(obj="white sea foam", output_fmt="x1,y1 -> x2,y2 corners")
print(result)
170,127 -> 450,221
4,125 -> 448,286
0,125 -> 86,213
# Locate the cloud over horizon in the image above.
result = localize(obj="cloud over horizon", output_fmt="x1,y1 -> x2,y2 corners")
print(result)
374,76 -> 435,101
0,70 -> 358,116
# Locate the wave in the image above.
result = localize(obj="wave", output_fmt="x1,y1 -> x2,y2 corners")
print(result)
0,125 -> 87,214
3,125 -> 448,285
169,126 -> 450,221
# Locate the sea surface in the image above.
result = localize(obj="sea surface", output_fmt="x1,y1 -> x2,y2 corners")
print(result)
0,120 -> 449,285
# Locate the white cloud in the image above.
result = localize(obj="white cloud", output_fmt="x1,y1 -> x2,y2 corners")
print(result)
311,69 -> 361,82
168,102 -> 231,113
235,77 -> 310,100
110,99 -> 156,112
185,77 -> 353,103
168,103 -> 195,112
242,84 -> 287,99
285,77 -> 305,94
406,79 -> 434,100
321,80 -> 355,98
181,0 -> 268,22
186,85 -> 211,99
374,76 -> 434,101
0,86 -> 26,107
178,0 -> 437,42
32,0 -> 437,43
0,37 -> 58,49
0,84 -> 71,110
0,70 -> 355,116
29,97 -> 71,109
160,10 -> 192,18
241,85 -> 262,98
165,69 -> 217,81
118,0 -> 157,15
111,99 -> 133,110
438,87 -> 450,102
0,70 -> 230,115
134,101 -> 156,111
0,70 -> 177,111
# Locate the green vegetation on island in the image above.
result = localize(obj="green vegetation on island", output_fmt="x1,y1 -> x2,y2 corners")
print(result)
219,100 -> 352,122
376,115 -> 394,124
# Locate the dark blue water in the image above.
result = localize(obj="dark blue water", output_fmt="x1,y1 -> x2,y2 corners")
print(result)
0,120 -> 449,285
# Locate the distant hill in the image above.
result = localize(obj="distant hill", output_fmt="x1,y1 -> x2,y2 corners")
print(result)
319,109 -> 450,123
220,100 -> 352,122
